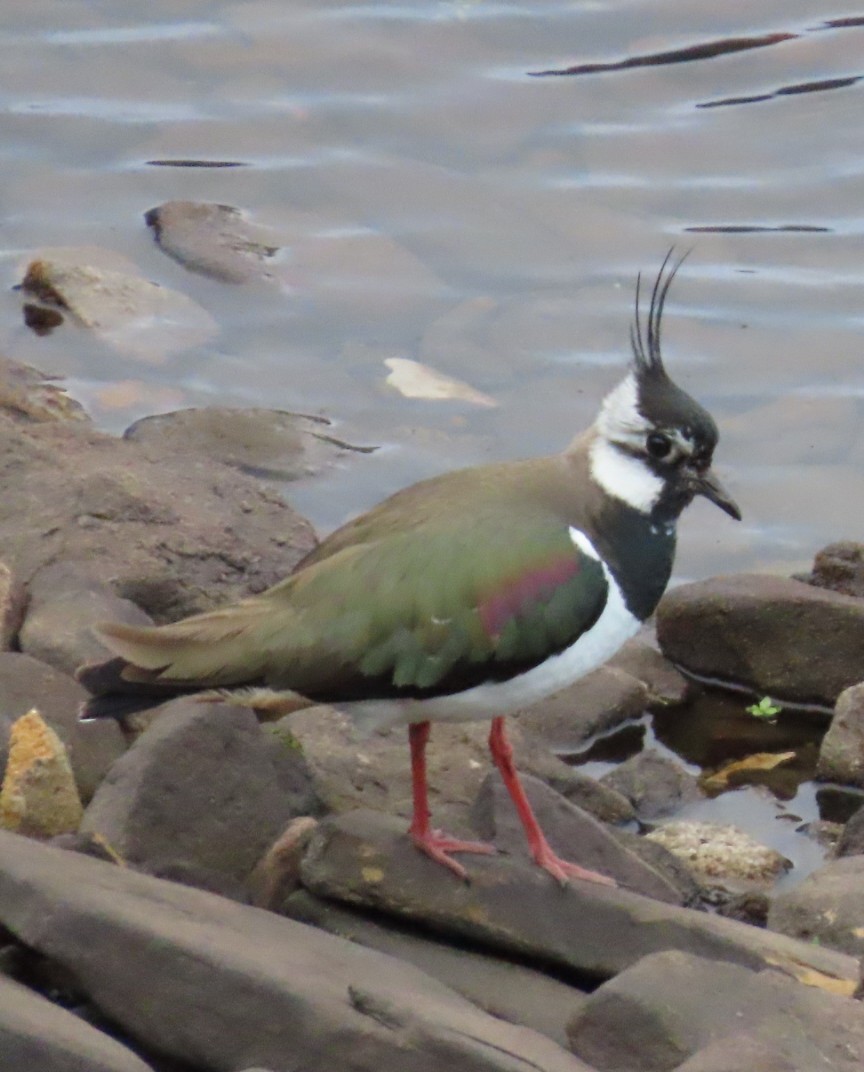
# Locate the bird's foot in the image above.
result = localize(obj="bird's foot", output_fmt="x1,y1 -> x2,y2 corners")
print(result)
532,842 -> 617,888
411,829 -> 497,881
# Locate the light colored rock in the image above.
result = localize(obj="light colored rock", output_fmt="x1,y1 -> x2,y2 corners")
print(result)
645,821 -> 790,891
0,708 -> 83,837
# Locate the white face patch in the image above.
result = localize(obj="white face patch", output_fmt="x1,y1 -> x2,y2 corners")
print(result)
589,436 -> 664,514
594,373 -> 650,452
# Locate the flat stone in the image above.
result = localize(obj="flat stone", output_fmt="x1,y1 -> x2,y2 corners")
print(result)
606,638 -> 694,708
518,666 -> 649,752
0,652 -> 124,802
80,699 -> 319,893
299,809 -> 858,989
0,973 -> 154,1072
567,949 -> 864,1072
470,771 -> 688,904
768,855 -> 864,958
284,888 -> 585,1048
656,574 -> 864,707
816,683 -> 864,788
0,829 -> 591,1072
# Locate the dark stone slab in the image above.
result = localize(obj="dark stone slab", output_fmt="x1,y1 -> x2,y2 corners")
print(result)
0,829 -> 591,1072
299,809 -> 858,988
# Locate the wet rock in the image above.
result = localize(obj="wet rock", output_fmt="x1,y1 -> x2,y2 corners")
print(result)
0,652 -> 124,802
0,354 -> 87,424
645,821 -> 790,892
518,666 -> 649,752
837,804 -> 864,856
299,809 -> 858,988
802,541 -> 864,598
0,414 -> 316,621
0,973 -> 154,1072
285,888 -> 586,1047
20,250 -> 218,362
606,637 -> 694,708
534,758 -> 636,825
124,407 -> 374,483
714,889 -> 770,928
0,709 -> 83,838
0,829 -> 589,1072
656,574 -> 864,707
816,683 -> 864,788
567,949 -> 864,1072
80,699 -> 319,893
19,561 -> 153,678
0,561 -> 25,650
768,855 -> 864,958
383,357 -> 497,407
600,749 -> 701,819
144,200 -> 283,284
470,771 -> 688,904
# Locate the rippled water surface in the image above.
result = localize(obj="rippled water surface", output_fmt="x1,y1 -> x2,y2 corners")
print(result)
2,0 -> 862,578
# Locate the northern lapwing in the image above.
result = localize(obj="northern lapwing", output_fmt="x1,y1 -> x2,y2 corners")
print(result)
79,251 -> 740,887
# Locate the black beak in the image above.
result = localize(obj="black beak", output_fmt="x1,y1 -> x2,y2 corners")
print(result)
695,468 -> 741,521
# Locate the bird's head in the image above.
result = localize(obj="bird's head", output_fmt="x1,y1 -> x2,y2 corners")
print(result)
590,251 -> 741,523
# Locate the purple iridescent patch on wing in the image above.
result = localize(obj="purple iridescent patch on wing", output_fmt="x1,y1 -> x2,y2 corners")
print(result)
478,554 -> 581,640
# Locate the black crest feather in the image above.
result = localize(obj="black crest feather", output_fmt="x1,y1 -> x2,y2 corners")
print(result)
630,248 -> 690,379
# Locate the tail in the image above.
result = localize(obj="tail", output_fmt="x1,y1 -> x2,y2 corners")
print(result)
95,597 -> 286,688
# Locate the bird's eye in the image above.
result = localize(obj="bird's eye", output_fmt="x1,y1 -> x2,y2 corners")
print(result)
646,432 -> 672,459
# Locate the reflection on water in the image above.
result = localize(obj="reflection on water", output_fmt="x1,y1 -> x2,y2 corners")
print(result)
0,0 -> 862,572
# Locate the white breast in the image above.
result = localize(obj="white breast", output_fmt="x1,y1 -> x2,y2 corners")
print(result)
342,527 -> 641,734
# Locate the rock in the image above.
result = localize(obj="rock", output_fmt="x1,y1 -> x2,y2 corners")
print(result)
383,358 -> 497,407
0,560 -> 25,650
0,709 -> 83,837
124,407 -> 374,483
285,888 -> 586,1047
0,354 -> 88,424
600,749 -> 701,819
0,652 -> 124,802
80,699 -> 319,894
19,561 -> 153,677
656,574 -> 864,707
0,829 -> 590,1072
470,771 -> 688,904
533,756 -> 636,824
0,973 -> 155,1072
645,821 -> 790,892
518,666 -> 649,752
816,683 -> 864,788
802,541 -> 864,598
606,637 -> 695,708
837,804 -> 864,856
768,855 -> 864,958
144,200 -> 283,284
0,414 -> 316,621
567,949 -> 864,1072
20,250 -> 218,363
299,809 -> 858,989
248,816 -> 320,908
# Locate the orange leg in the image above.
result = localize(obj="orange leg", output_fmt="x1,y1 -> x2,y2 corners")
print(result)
488,716 -> 616,887
408,720 -> 496,880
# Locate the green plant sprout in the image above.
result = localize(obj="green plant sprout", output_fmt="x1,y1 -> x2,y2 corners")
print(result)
746,696 -> 783,720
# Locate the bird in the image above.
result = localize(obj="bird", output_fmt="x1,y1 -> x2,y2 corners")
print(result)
78,250 -> 740,888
